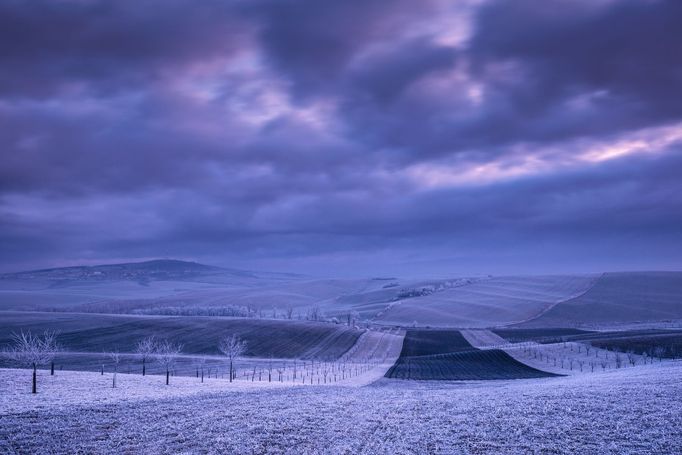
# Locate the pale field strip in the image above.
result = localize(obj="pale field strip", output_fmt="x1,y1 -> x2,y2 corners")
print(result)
461,329 -> 657,376
335,328 -> 405,387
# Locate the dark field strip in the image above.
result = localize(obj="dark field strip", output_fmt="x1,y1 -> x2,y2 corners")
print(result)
386,350 -> 559,380
399,329 -> 474,356
0,311 -> 362,360
385,329 -> 558,380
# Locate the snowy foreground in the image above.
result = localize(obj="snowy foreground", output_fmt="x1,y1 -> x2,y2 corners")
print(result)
1,363 -> 681,454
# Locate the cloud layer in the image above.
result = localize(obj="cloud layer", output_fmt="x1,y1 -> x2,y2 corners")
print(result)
1,0 -> 681,275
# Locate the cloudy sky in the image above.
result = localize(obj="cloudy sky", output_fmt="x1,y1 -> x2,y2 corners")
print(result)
1,0 -> 681,276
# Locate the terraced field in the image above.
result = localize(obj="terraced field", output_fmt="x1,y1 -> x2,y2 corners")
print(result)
385,329 -> 558,380
0,311 -> 362,360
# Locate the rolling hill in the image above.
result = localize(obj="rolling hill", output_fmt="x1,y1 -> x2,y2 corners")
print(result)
1,260 -> 681,329
516,272 -> 682,328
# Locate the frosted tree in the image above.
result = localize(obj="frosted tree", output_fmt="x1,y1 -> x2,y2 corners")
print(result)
7,330 -> 59,394
154,340 -> 183,385
626,350 -> 637,366
108,350 -> 121,388
218,335 -> 247,383
347,311 -> 361,327
653,346 -> 666,362
196,357 -> 206,383
135,336 -> 158,376
308,305 -> 323,321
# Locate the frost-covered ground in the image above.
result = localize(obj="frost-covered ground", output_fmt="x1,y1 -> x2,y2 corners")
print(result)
1,362 -> 680,454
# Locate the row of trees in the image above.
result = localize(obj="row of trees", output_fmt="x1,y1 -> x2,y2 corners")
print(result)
2,331 -> 243,392
3,330 -> 387,393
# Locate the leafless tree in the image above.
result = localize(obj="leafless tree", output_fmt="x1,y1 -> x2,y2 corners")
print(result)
308,306 -> 321,321
7,330 -> 59,393
286,306 -> 294,320
196,357 -> 206,383
154,340 -> 183,385
653,346 -> 666,362
135,336 -> 157,376
108,350 -> 121,388
626,350 -> 637,366
218,335 -> 247,383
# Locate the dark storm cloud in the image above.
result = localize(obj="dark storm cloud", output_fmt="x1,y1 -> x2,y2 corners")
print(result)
247,0 -> 442,97
465,0 -> 682,139
0,0 -> 249,98
0,0 -> 681,274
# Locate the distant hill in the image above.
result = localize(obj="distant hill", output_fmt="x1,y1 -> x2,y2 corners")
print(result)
0,259 -> 255,283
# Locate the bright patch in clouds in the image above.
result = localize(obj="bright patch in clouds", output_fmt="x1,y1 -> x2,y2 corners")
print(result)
408,123 -> 682,189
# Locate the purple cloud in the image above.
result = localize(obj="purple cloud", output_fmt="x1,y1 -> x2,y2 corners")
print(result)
0,0 -> 681,274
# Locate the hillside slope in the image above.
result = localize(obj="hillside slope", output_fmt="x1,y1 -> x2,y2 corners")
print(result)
0,311 -> 362,359
518,272 -> 682,328
374,275 -> 598,328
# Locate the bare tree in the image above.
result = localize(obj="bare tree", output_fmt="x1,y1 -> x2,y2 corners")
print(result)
196,357 -> 206,383
135,336 -> 157,376
7,330 -> 59,394
108,350 -> 121,388
286,306 -> 294,320
626,350 -> 637,366
653,346 -> 666,362
218,335 -> 247,383
308,306 -> 323,322
154,340 -> 183,385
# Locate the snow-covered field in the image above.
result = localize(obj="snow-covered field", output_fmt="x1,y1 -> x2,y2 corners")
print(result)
1,362 -> 680,454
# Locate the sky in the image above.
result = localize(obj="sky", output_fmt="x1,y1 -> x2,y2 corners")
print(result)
1,0 -> 681,276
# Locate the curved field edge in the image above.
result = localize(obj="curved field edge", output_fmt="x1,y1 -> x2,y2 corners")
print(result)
372,274 -> 600,328
384,329 -> 559,380
516,271 -> 682,328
